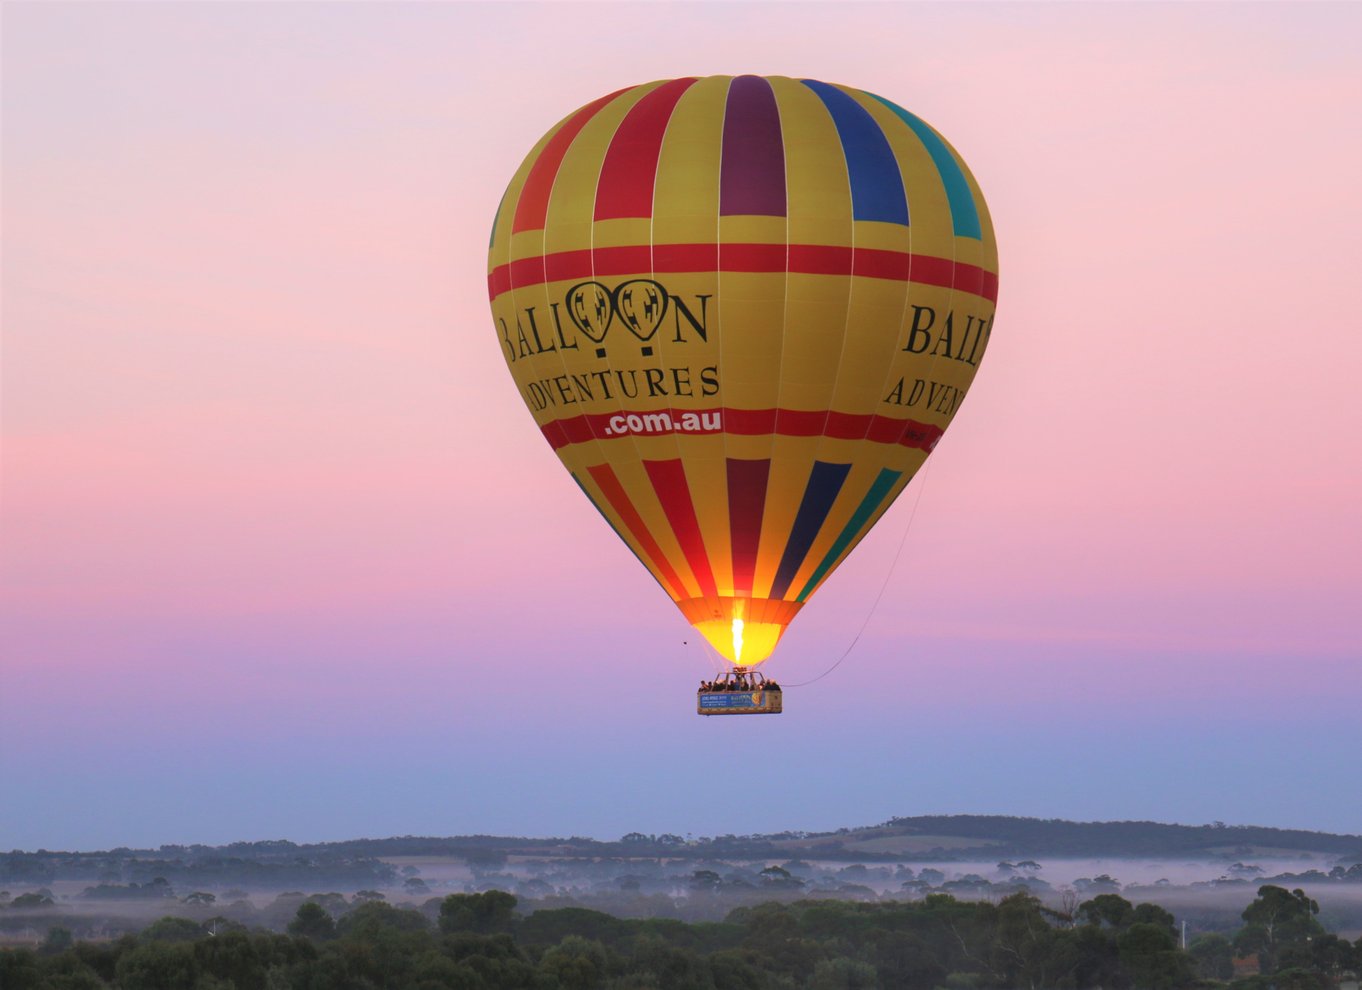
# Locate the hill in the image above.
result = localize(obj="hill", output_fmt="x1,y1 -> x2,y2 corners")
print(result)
260,815 -> 1362,862
6,816 -> 1361,878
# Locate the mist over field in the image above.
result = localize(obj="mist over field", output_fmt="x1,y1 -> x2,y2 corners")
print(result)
6,817 -> 1362,944
7,857 -> 1362,939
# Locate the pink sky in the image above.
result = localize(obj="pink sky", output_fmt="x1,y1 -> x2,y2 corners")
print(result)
3,3 -> 1360,849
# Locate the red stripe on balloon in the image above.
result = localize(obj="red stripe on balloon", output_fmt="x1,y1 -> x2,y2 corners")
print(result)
540,408 -> 943,452
726,458 -> 771,597
585,463 -> 689,601
511,88 -> 630,235
594,78 -> 699,222
488,244 -> 998,303
643,459 -> 718,600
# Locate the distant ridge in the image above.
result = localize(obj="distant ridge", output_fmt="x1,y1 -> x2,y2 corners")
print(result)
13,815 -> 1362,861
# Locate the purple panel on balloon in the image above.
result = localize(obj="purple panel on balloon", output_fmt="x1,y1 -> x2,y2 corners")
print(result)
720,75 -> 787,217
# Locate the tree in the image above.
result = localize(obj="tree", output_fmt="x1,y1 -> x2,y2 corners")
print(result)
689,870 -> 721,892
287,901 -> 336,940
307,892 -> 350,916
9,892 -> 54,908
1066,923 -> 1122,989
439,891 -> 517,934
758,865 -> 802,888
141,915 -> 207,941
1301,933 -> 1358,979
1075,874 -> 1121,893
866,929 -> 946,990
1117,921 -> 1191,989
115,941 -> 200,988
0,948 -> 41,990
192,930 -> 268,987
202,916 -> 248,937
539,935 -> 611,990
462,849 -> 508,869
992,892 -> 1069,990
1266,968 -> 1332,990
1235,885 -> 1326,972
39,926 -> 73,955
1187,932 -> 1234,980
411,950 -> 481,990
1130,902 -> 1176,938
335,900 -> 430,937
145,877 -> 175,898
1077,893 -> 1134,929
809,957 -> 878,990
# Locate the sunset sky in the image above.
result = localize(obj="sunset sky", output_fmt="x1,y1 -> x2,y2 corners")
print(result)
3,2 -> 1359,851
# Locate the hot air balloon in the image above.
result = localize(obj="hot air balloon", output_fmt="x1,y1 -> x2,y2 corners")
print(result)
487,76 -> 998,714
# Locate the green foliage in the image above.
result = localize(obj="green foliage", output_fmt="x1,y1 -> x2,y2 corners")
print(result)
1302,931 -> 1360,975
10,892 -> 56,909
519,906 -> 626,947
1234,885 -> 1327,973
288,901 -> 337,940
1264,968 -> 1332,990
0,948 -> 41,990
114,940 -> 199,988
443,931 -> 525,964
141,916 -> 207,942
439,891 -> 518,935
1188,932 -> 1234,980
190,930 -> 267,987
29,948 -> 110,990
1078,892 -> 1135,928
540,935 -> 613,990
1117,921 -> 1192,989
863,929 -> 944,990
690,870 -> 721,892
336,900 -> 430,937
808,956 -> 877,990
1131,902 -> 1177,936
41,926 -> 75,955
3,886 -> 1358,990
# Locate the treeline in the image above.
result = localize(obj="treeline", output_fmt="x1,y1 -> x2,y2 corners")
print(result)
0,853 -> 398,888
877,817 -> 1362,860
7,817 -> 1360,874
3,885 -> 1360,990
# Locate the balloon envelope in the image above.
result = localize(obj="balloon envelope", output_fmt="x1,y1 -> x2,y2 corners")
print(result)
488,75 -> 998,667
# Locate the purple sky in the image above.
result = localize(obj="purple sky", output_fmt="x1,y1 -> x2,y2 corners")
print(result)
3,2 -> 1360,851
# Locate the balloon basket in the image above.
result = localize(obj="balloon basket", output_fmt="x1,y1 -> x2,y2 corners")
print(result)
696,668 -> 783,716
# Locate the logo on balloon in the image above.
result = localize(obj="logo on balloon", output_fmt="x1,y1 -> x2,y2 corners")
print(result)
613,280 -> 669,341
566,279 -> 671,353
496,278 -> 712,365
564,282 -> 613,343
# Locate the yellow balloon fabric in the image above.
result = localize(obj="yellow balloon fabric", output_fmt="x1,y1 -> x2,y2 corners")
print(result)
488,75 -> 998,667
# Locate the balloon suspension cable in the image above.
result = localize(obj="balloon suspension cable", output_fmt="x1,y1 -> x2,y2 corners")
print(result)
782,459 -> 934,689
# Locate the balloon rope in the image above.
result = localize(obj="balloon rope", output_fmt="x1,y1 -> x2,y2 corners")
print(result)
782,458 -> 934,689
